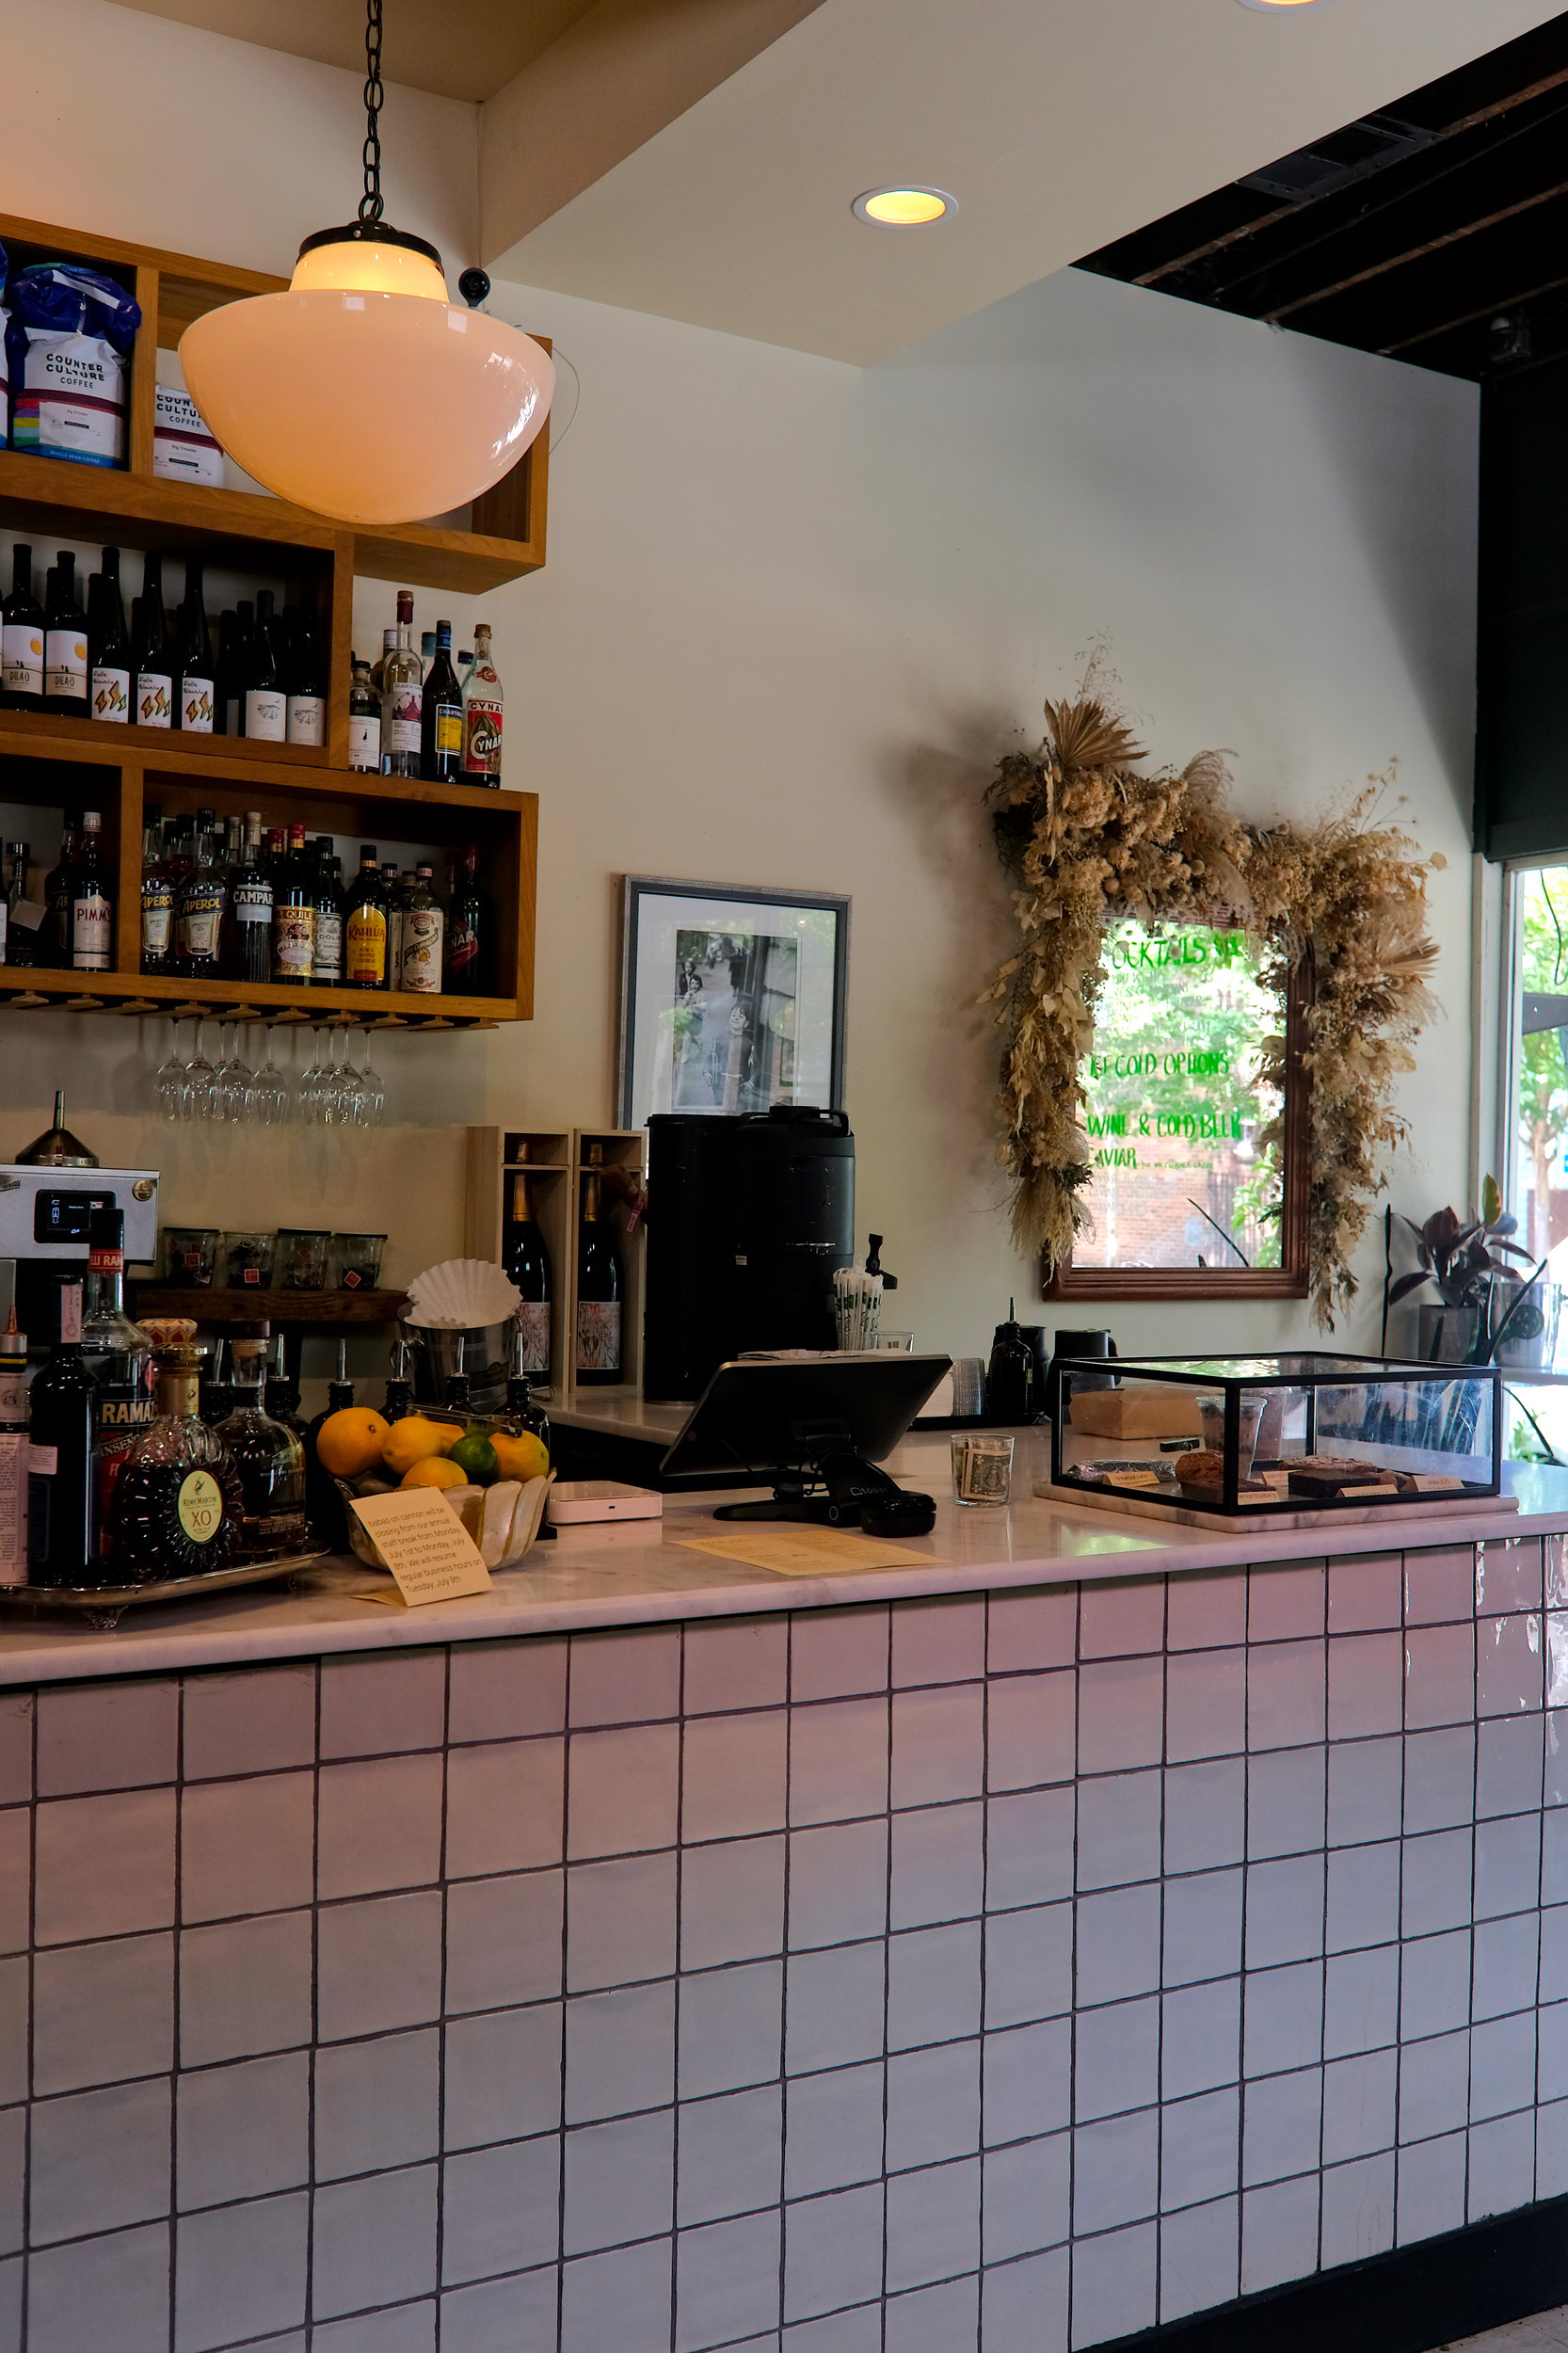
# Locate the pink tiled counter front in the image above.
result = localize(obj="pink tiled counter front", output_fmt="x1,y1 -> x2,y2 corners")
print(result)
0,1535 -> 1564,2351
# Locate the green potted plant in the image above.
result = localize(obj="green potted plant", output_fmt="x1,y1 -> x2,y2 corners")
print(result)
1387,1178 -> 1546,1363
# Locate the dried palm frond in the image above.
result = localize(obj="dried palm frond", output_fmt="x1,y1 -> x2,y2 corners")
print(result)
1042,696 -> 1144,776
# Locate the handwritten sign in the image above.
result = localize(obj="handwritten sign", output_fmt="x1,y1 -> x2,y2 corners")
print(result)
350,1489 -> 493,1608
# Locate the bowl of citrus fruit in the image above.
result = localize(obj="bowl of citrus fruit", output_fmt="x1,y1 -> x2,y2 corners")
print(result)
314,1407 -> 552,1570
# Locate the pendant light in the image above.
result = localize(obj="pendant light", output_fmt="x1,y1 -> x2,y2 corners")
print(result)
178,0 -> 553,527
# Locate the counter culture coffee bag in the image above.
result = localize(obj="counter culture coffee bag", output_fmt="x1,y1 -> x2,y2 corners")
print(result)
5,264 -> 141,469
0,241 -> 9,450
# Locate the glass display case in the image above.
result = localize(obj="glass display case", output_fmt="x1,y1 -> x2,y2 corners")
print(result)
1048,1353 -> 1502,1516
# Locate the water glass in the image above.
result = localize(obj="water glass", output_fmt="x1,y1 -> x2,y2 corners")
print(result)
951,1433 -> 1015,1505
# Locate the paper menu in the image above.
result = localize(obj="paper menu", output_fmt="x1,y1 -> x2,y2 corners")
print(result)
349,1488 -> 493,1608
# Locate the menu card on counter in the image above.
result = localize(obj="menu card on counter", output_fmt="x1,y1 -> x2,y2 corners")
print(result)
350,1490 -> 493,1608
681,1529 -> 939,1577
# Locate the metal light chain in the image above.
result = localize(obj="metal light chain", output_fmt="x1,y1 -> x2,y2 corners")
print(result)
359,0 -> 385,225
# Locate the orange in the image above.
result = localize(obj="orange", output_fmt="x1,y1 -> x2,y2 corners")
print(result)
382,1414 -> 460,1478
491,1431 -> 550,1483
315,1407 -> 392,1478
400,1456 -> 469,1491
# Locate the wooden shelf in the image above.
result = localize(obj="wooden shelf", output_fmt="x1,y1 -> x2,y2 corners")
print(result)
129,1286 -> 408,1324
0,966 -> 510,1028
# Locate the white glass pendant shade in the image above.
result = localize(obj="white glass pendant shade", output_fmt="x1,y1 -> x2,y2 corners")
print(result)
178,236 -> 553,527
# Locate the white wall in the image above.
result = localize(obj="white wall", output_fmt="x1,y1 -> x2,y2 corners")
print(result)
0,5 -> 1480,1368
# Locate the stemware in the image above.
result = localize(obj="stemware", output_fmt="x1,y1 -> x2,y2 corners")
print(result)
155,1020 -> 187,1122
359,1032 -> 385,1128
252,1029 -> 288,1127
216,1024 -> 253,1124
183,1020 -> 217,1122
296,1030 -> 328,1126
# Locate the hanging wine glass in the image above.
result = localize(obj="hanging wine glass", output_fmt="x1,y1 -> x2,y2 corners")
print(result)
155,1020 -> 186,1122
253,1029 -> 288,1127
183,1019 -> 217,1122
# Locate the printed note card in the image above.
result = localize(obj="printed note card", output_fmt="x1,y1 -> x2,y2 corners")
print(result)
350,1489 -> 493,1608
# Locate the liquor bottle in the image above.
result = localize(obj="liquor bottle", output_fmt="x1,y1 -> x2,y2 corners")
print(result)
302,1342 -> 355,1548
177,557 -> 216,733
176,808 -> 226,978
0,1314 -> 28,1587
138,804 -> 173,975
43,554 -> 89,720
420,629 -> 436,679
312,837 -> 343,985
264,1336 -> 308,1438
245,589 -> 287,743
133,552 -> 174,729
88,548 -> 132,724
504,1170 -> 552,1385
399,862 -> 444,995
287,605 -> 326,746
382,1339 -> 414,1423
372,627 -> 393,696
216,604 -> 250,737
444,843 -> 487,994
80,1207 -> 155,1566
381,862 -> 404,978
462,621 -> 503,782
4,843 -> 35,968
348,657 -> 380,772
574,1144 -> 624,1386
496,1327 -> 552,1452
0,544 -> 44,714
271,821 -> 315,984
106,1345 -> 244,1582
214,1324 -> 308,1561
225,812 -> 273,984
344,845 -> 390,991
420,619 -> 464,783
70,810 -> 113,972
27,1279 -> 99,1584
39,812 -> 81,968
380,590 -> 423,778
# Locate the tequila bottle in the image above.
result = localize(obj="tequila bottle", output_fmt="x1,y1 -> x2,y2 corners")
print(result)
108,1346 -> 243,1582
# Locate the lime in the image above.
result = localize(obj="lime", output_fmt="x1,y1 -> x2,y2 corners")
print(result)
448,1431 -> 499,1485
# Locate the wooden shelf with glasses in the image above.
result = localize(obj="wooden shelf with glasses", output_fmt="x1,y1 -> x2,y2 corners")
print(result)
127,1287 -> 408,1325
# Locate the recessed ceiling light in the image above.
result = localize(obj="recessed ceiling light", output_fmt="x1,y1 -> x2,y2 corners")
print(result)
1236,0 -> 1337,10
853,186 -> 957,227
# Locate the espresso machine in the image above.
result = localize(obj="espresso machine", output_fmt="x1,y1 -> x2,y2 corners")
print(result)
0,1096 -> 159,1345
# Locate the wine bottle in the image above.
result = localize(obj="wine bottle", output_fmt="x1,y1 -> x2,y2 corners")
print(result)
39,812 -> 81,968
444,843 -> 487,993
244,589 -> 286,743
344,846 -> 389,991
574,1145 -> 624,1386
225,812 -> 273,984
176,808 -> 226,978
27,1279 -> 98,1584
43,555 -> 89,720
312,836 -> 343,985
5,842 -> 36,969
88,547 -> 132,725
504,1169 -> 552,1383
461,621 -> 503,782
139,804 -> 173,976
398,862 -> 444,995
348,656 -> 380,772
70,810 -> 113,972
420,629 -> 436,680
380,591 -> 423,778
216,604 -> 250,738
177,557 -> 216,733
271,822 -> 315,984
381,862 -> 404,979
287,604 -> 326,746
420,618 -> 464,783
134,553 -> 174,729
1,545 -> 45,714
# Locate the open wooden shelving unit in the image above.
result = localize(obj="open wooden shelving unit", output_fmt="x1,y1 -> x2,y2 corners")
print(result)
467,1127 -> 647,1393
0,208 -> 548,1029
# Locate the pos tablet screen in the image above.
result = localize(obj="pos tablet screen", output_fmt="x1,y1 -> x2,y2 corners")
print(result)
659,1354 -> 952,1483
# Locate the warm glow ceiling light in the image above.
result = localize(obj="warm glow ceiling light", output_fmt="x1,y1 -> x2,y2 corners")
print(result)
1236,0 -> 1338,11
178,0 -> 552,526
853,186 -> 958,226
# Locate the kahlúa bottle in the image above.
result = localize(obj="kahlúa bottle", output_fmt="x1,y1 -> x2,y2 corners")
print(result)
108,1344 -> 244,1582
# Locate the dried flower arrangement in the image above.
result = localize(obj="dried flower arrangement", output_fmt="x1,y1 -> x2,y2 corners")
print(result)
982,672 -> 1443,1327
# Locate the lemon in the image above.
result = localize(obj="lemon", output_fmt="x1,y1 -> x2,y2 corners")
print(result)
400,1456 -> 469,1491
491,1431 -> 550,1483
449,1431 -> 499,1485
382,1415 -> 459,1478
315,1407 -> 392,1478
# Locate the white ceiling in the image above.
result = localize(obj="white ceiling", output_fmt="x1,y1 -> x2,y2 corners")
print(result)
110,0 -> 597,101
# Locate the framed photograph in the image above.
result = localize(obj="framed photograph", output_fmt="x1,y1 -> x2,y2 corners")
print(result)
617,876 -> 850,1128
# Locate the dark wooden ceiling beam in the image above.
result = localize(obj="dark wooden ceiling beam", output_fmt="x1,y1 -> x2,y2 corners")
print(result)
1264,158 -> 1568,326
1280,188 -> 1568,352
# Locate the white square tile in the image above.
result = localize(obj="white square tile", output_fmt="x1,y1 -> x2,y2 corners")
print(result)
1074,1995 -> 1159,2123
1478,1613 -> 1544,1719
32,1930 -> 173,2095
1160,2193 -> 1239,2323
561,2237 -> 672,2353
1247,1746 -> 1325,1862
1402,1828 -> 1472,1940
1550,1536 -> 1568,1612
0,1814 -> 26,1958
1240,2172 -> 1319,2296
1468,2108 -> 1536,2221
785,2306 -> 881,2353
1542,1905 -> 1568,2003
1400,1930 -> 1472,2042
787,1698 -> 889,1828
679,2085 -> 782,2224
1075,1769 -> 1161,1892
1538,2096 -> 1568,2200
175,2189 -> 308,2352
986,1787 -> 1075,1911
891,1686 -> 984,1809
1479,1538 -> 1544,1615
1166,1571 -> 1248,1655
1248,1564 -> 1326,1643
313,2305 -> 433,2353
888,1920 -> 983,2053
1404,1546 -> 1476,1627
564,1980 -> 676,2122
1324,1945 -> 1399,2059
788,1822 -> 885,1950
1165,1650 -> 1244,1766
1320,2150 -> 1395,2268
444,1866 -> 564,2012
1244,1961 -> 1323,2078
442,2000 -> 562,2147
445,1738 -> 564,1879
1478,1715 -> 1545,1818
683,1710 -> 788,1843
317,1891 -> 443,2041
1476,1814 -> 1542,1921
890,1801 -> 984,1930
1399,2029 -> 1471,2143
1162,1870 -> 1243,1991
1160,2086 -> 1240,2211
782,2184 -> 885,2322
1327,1735 -> 1402,1849
34,1788 -> 176,1945
440,2138 -> 558,2286
440,2269 -> 556,2353
1246,1855 -> 1325,1968
1078,1882 -> 1161,2004
314,2028 -> 440,2183
785,2061 -> 885,2198
1328,1554 -> 1402,1634
1079,1578 -> 1165,1659
1078,1657 -> 1164,1775
567,1849 -> 678,1991
0,1696 -> 31,1807
1321,2048 -> 1397,2164
1163,1760 -> 1245,1875
887,2039 -> 981,2171
885,2273 -> 978,2353
564,2109 -> 674,2254
36,1679 -> 178,1796
1553,1620 -> 1568,1716
446,1635 -> 566,1741
1069,2218 -> 1157,2349
25,2223 -> 168,2353
181,1770 -> 314,1922
684,1617 -> 789,1716
786,1943 -> 887,2076
790,1608 -> 889,1703
1470,2009 -> 1537,2121
983,2019 -> 1072,2147
676,2209 -> 781,2353
685,1834 -> 787,1970
29,2077 -> 171,2244
319,1650 -> 445,1758
1327,1841 -> 1400,1954
679,1961 -> 782,2097
1073,2107 -> 1158,2233
986,1673 -> 1075,1793
318,1754 -> 443,1899
1395,2128 -> 1466,2245
180,1909 -> 313,2065
981,2248 -> 1069,2353
184,1666 -> 318,1782
1474,1912 -> 1541,2022
982,2133 -> 1069,2263
1403,1726 -> 1476,1834
1541,1998 -> 1568,2103
568,1723 -> 679,1859
175,2052 -> 309,2208
568,1625 -> 680,1725
1246,1641 -> 1325,1752
1241,2066 -> 1321,2189
1329,1632 -> 1404,1741
0,2108 -> 21,2259
1162,1978 -> 1241,2100
0,1961 -> 20,2108
1404,1624 -> 1477,1731
892,1596 -> 985,1687
986,1589 -> 1077,1674
886,2154 -> 981,2293
1547,1809 -> 1568,1902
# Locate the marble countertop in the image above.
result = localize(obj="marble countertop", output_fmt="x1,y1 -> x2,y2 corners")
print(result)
0,1439 -> 1562,1685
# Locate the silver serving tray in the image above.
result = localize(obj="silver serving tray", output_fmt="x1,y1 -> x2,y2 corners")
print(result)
0,1550 -> 330,1620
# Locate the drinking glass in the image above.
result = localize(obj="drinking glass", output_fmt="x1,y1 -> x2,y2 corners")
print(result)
155,1021 -> 187,1121
216,1024 -> 252,1124
296,1031 -> 328,1125
252,1031 -> 288,1127
951,1433 -> 1015,1505
359,1033 -> 385,1127
183,1020 -> 217,1122
326,1029 -> 357,1127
